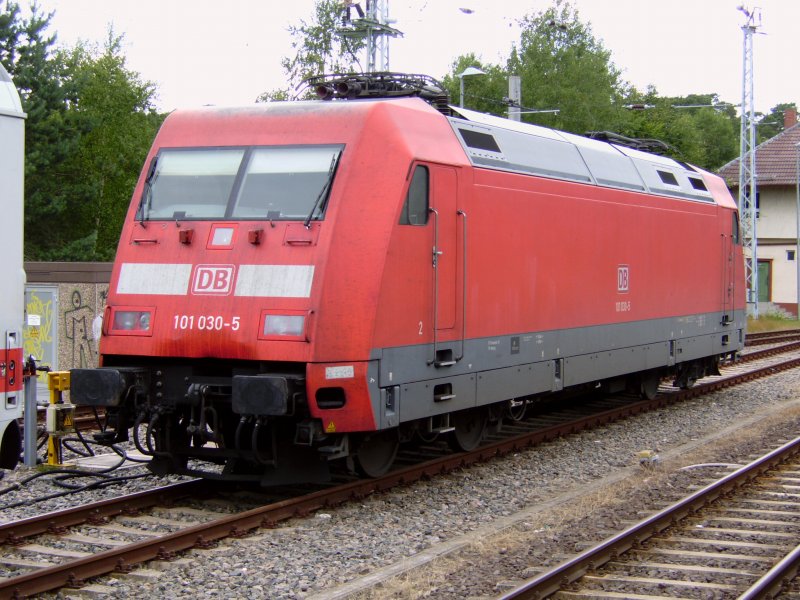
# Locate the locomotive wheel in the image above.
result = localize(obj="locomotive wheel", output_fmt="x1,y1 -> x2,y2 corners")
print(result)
355,430 -> 399,478
674,362 -> 701,389
448,408 -> 488,452
639,371 -> 661,400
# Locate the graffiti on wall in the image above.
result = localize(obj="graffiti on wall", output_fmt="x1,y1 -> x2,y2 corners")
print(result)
23,291 -> 54,368
64,290 -> 97,369
59,286 -> 108,370
24,278 -> 110,377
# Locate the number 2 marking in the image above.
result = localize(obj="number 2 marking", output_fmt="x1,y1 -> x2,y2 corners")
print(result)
418,321 -> 424,335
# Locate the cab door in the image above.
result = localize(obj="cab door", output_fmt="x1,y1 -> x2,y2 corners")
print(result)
395,162 -> 462,368
721,210 -> 737,321
432,165 -> 458,332
428,164 -> 462,366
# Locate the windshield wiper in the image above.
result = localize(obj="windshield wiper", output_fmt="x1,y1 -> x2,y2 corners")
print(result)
136,156 -> 159,227
303,152 -> 340,229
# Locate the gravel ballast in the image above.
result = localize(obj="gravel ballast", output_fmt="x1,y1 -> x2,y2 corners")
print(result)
3,370 -> 800,599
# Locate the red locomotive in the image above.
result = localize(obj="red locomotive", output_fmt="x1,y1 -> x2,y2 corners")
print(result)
72,74 -> 746,484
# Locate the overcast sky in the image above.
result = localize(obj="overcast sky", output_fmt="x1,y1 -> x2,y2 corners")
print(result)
26,0 -> 800,115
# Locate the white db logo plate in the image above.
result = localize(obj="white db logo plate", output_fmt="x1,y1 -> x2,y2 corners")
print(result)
617,265 -> 630,293
192,265 -> 235,295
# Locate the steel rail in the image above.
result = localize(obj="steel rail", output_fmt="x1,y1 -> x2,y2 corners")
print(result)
739,543 -> 800,600
3,353 -> 800,597
499,437 -> 800,600
746,334 -> 800,347
739,340 -> 800,362
497,437 -> 800,600
0,479 -> 209,544
745,328 -> 800,340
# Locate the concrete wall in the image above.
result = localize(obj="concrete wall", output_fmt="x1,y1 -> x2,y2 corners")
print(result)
757,186 -> 797,240
23,263 -> 111,376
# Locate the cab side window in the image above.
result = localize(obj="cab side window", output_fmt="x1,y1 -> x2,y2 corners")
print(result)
399,165 -> 429,225
732,212 -> 741,245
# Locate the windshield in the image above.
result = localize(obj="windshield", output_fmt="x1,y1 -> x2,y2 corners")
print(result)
137,144 -> 343,221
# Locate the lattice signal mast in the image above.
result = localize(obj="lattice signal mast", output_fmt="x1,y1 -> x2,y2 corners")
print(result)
339,1 -> 403,72
737,5 -> 761,316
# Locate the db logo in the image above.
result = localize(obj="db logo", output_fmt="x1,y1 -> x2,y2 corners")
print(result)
192,265 -> 235,295
617,265 -> 630,293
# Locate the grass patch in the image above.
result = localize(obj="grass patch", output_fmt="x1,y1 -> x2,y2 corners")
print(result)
747,315 -> 800,334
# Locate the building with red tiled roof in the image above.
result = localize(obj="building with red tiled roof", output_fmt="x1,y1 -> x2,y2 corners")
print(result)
718,110 -> 800,316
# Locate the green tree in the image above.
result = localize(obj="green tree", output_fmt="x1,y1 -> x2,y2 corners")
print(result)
757,102 -> 797,142
443,1 -> 628,131
53,32 -> 162,260
1,3 -> 162,260
264,0 -> 739,171
0,1 -> 22,62
619,91 -> 739,169
509,0 -> 627,133
0,2 -> 83,259
440,54 -> 509,116
258,0 -> 364,101
439,2 -> 738,170
678,96 -> 739,170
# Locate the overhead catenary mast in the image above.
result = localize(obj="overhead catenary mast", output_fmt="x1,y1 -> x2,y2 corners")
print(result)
339,0 -> 403,72
737,5 -> 761,317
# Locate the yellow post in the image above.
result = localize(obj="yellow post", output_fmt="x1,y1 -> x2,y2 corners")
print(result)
46,371 -> 73,466
46,431 -> 61,465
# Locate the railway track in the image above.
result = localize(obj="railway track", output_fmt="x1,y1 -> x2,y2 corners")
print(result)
498,435 -> 800,600
2,347 -> 800,597
739,339 -> 800,362
745,328 -> 800,347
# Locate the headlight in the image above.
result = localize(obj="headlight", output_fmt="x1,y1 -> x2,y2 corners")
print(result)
112,310 -> 153,332
264,314 -> 305,337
